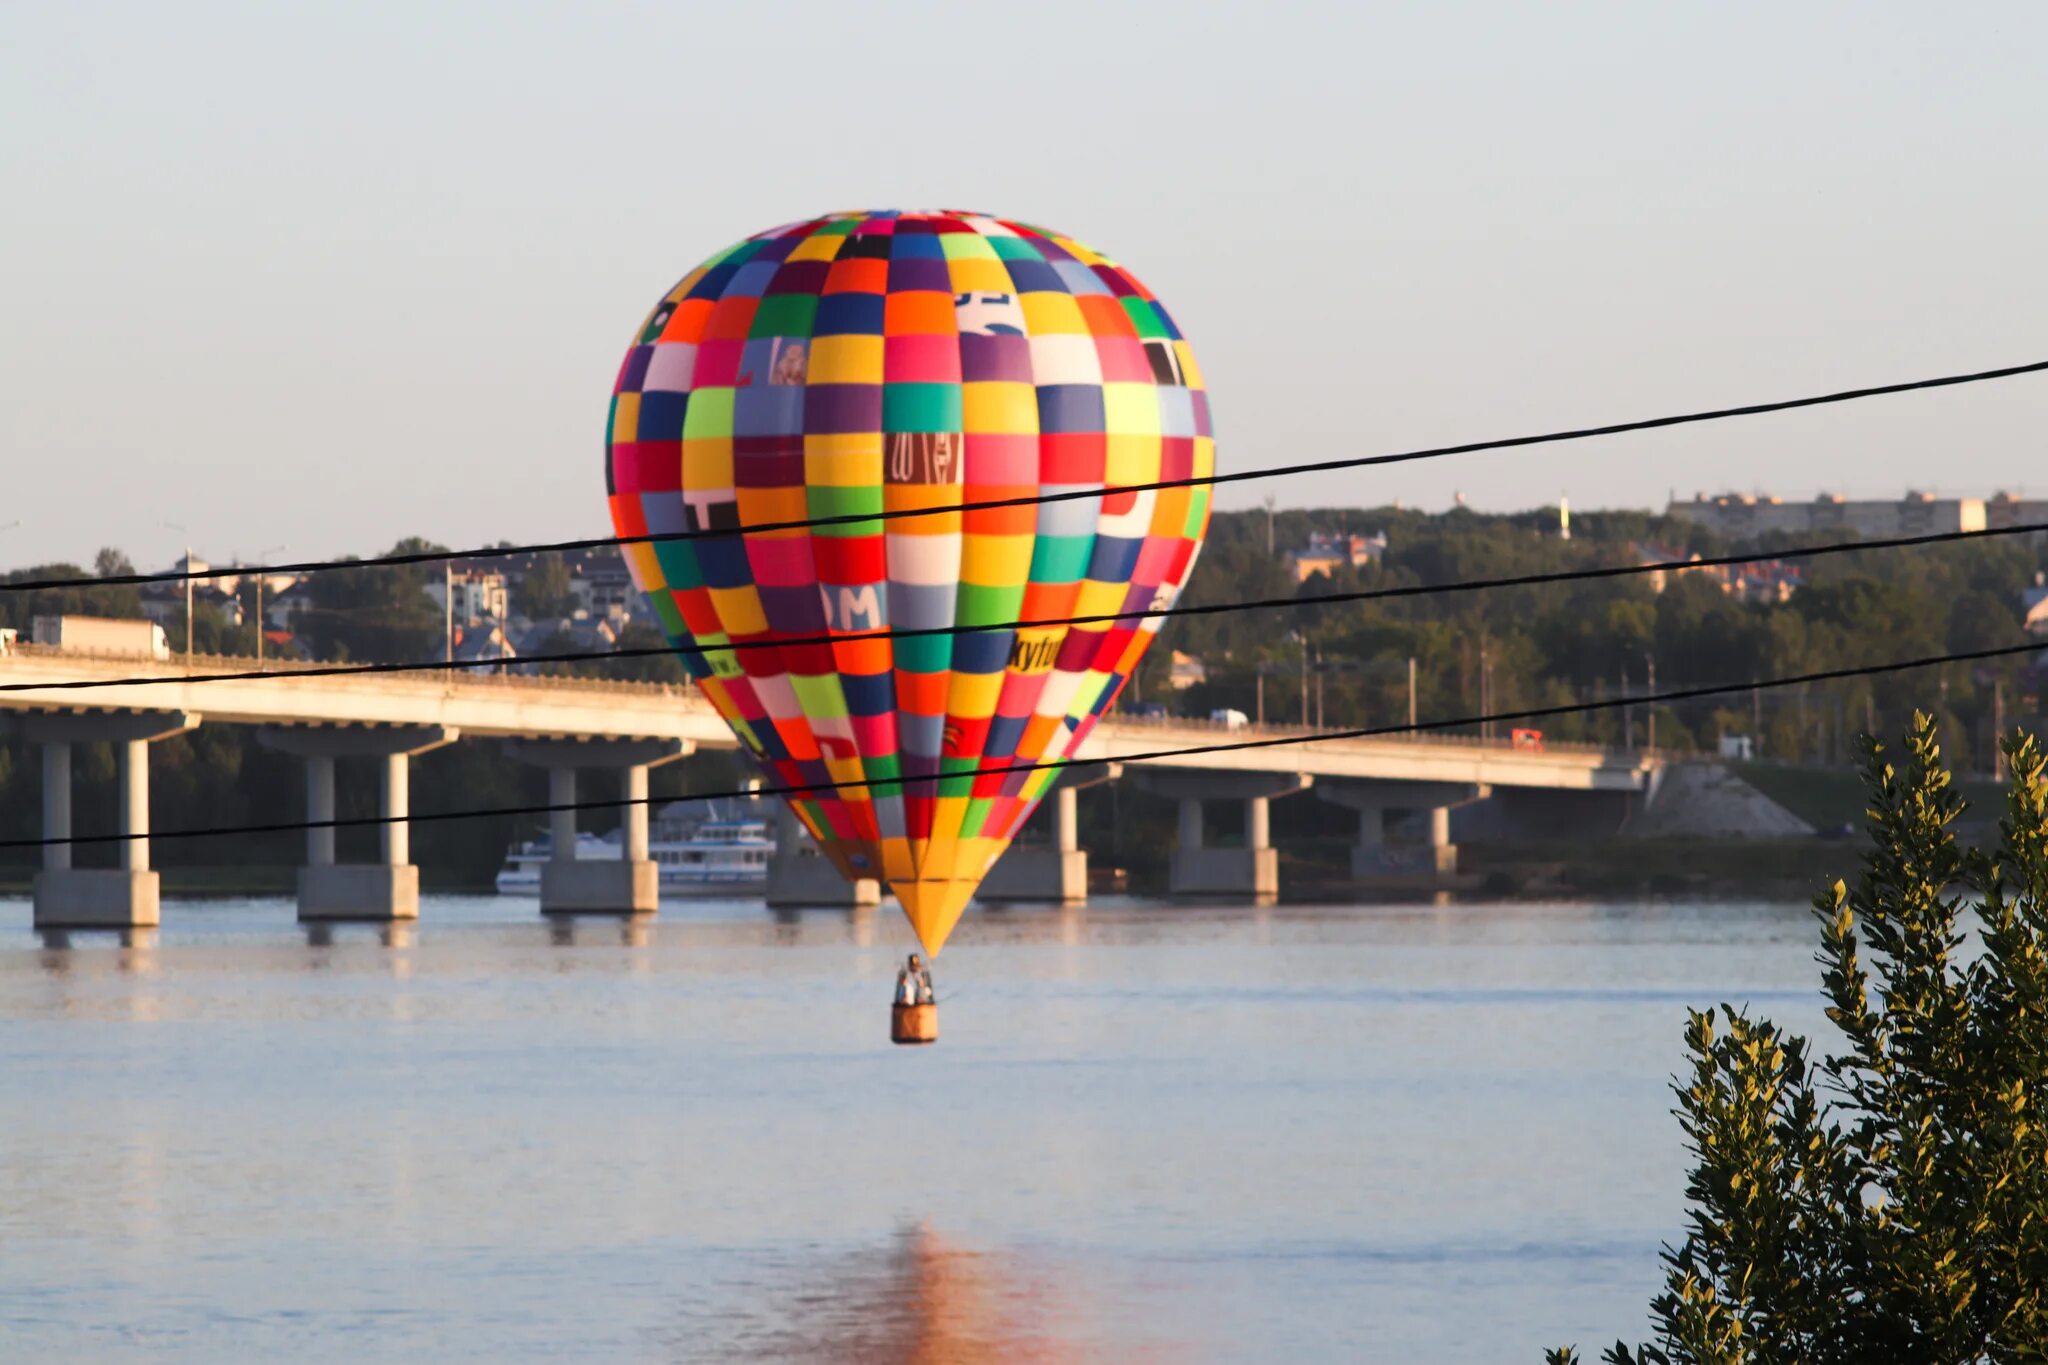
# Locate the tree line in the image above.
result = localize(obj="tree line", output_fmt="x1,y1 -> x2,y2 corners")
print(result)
2,510 -> 2042,883
1138,505 -> 2047,773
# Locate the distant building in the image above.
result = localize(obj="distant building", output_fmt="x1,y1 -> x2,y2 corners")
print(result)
1668,490 -> 1993,541
137,552 -> 206,624
1632,543 -> 1804,603
1632,543 -> 1694,595
453,618 -> 518,665
2023,575 -> 2048,638
1723,560 -> 1805,604
1285,530 -> 1387,581
1168,650 -> 1206,690
266,581 -> 318,629
567,553 -> 636,622
427,571 -> 510,627
261,628 -> 306,660
497,548 -> 642,625
137,556 -> 249,628
194,585 -> 243,627
200,561 -> 296,600
515,615 -> 619,665
1986,491 -> 2048,531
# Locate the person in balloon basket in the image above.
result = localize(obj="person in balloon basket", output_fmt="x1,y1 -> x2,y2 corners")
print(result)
895,955 -> 934,1006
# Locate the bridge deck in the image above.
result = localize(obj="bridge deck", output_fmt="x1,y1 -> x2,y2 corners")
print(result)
1080,716 -> 1649,790
0,645 -> 714,741
0,647 -> 1651,790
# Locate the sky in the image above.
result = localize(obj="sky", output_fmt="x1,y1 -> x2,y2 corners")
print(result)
3,0 -> 2044,572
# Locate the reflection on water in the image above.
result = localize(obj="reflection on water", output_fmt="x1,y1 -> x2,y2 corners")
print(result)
304,921 -> 417,950
546,913 -> 655,948
679,1222 -> 1130,1364
37,926 -> 158,956
0,893 -> 1827,1362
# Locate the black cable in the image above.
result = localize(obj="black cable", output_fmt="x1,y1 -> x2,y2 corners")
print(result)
8,520 -> 2045,696
6,358 -> 2043,597
3,637 -> 2036,850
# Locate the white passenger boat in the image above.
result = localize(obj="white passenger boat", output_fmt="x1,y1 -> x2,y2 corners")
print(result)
494,798 -> 775,896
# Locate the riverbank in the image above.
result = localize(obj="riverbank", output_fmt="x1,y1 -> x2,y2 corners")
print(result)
1279,836 -> 1840,902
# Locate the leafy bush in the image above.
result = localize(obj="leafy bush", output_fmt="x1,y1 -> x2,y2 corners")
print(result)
1550,712 -> 2048,1363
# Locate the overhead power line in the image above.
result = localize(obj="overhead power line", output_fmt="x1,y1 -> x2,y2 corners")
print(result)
3,637 -> 2036,851
5,357 -> 2043,598
6,519 -> 2045,697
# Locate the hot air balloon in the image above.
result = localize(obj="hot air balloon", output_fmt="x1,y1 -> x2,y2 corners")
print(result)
605,210 -> 1213,957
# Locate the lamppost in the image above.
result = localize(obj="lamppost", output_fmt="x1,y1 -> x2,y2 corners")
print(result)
160,521 -> 192,658
1314,647 -> 1325,729
1478,638 -> 1493,741
251,545 -> 286,665
444,562 -> 456,674
1644,650 -> 1657,752
1407,656 -> 1418,739
1290,630 -> 1309,727
1620,662 -> 1634,751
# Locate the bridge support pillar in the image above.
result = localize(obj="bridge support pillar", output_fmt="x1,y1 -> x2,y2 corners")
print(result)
1318,780 -> 1490,886
1132,771 -> 1313,904
503,738 -> 690,915
980,763 -> 1121,904
16,711 -> 200,930
766,802 -> 881,908
259,725 -> 457,921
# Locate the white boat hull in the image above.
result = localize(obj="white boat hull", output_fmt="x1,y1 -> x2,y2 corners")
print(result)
493,867 -> 767,897
494,804 -> 773,900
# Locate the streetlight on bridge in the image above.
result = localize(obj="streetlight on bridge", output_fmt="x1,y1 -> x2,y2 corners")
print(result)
250,545 -> 286,665
159,521 -> 193,659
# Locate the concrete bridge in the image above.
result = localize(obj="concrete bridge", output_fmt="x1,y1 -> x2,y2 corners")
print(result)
0,644 -> 1659,928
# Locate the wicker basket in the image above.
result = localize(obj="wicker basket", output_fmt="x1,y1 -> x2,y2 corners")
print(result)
890,1002 -> 938,1045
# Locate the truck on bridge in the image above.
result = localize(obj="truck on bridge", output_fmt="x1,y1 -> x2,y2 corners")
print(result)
30,615 -> 170,661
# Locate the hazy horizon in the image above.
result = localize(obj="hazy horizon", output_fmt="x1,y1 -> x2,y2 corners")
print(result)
6,0 -> 2045,572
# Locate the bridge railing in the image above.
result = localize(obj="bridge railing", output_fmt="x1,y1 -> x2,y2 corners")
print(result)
1102,708 -> 1631,758
1,642 -> 698,700
4,644 -> 1648,759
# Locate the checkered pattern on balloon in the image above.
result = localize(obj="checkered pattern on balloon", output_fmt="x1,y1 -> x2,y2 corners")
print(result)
606,211 -> 1213,953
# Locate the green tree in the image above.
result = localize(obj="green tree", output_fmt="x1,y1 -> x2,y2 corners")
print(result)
1549,713 -> 2048,1364
290,537 -> 446,662
0,560 -> 144,630
515,552 -> 578,620
608,621 -> 686,683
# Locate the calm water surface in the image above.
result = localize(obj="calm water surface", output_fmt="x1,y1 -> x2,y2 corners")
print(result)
0,893 -> 1830,1362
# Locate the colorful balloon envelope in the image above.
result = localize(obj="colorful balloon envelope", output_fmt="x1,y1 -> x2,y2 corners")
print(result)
606,210 -> 1213,954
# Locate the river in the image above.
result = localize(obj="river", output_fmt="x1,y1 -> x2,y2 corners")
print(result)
0,893 -> 1830,1362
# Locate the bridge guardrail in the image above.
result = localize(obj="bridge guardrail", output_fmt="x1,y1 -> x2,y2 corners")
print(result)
1101,709 -> 1629,759
1,642 -> 698,701
3,646 -> 1649,764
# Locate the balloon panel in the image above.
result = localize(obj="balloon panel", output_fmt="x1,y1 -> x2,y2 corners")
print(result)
606,211 -> 1213,953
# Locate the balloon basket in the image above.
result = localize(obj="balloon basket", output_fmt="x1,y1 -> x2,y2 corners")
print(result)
891,1002 -> 938,1046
